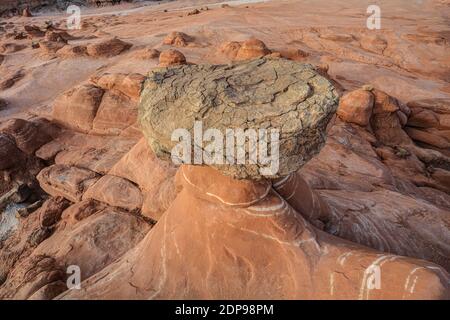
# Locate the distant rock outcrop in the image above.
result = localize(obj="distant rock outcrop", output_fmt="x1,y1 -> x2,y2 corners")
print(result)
158,49 -> 187,67
163,31 -> 194,47
86,37 -> 132,58
219,38 -> 272,61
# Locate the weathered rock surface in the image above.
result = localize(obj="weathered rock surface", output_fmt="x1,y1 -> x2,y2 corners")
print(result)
38,196 -> 70,228
22,7 -> 32,17
0,43 -> 26,54
219,39 -> 271,61
273,172 -> 330,228
38,40 -> 65,56
36,131 -> 137,175
319,189 -> 450,270
0,118 -> 57,155
0,198 -> 150,299
24,25 -> 44,38
299,90 -> 450,271
0,255 -> 63,300
36,164 -> 100,202
109,138 -> 177,220
405,99 -> 450,155
45,30 -> 72,43
59,165 -> 449,300
82,175 -> 143,213
140,58 -> 339,180
337,88 -> 374,126
0,203 -> 56,296
91,90 -> 138,135
0,69 -> 24,90
52,84 -> 104,133
32,199 -> 150,282
405,127 -> 450,149
0,133 -> 23,170
279,48 -> 309,61
90,73 -> 145,101
56,44 -> 87,58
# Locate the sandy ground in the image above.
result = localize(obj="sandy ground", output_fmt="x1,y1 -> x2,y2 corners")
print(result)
1,0 -> 449,121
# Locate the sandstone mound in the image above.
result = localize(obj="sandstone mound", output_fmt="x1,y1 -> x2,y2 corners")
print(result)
36,131 -> 137,174
56,44 -> 87,58
90,73 -> 145,101
337,88 -> 374,126
219,38 -> 272,61
0,118 -> 58,178
0,118 -> 58,155
51,73 -> 145,136
86,37 -> 132,58
140,57 -> 339,180
218,41 -> 241,60
82,175 -> 143,213
158,49 -> 186,67
91,89 -> 138,135
130,47 -> 160,60
52,84 -> 104,133
163,31 -> 194,47
235,38 -> 271,61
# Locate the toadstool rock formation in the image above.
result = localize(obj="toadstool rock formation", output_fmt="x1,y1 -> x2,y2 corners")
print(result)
158,49 -> 187,67
59,58 -> 449,300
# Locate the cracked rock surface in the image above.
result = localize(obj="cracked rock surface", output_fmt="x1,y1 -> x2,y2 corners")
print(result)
139,57 -> 339,180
